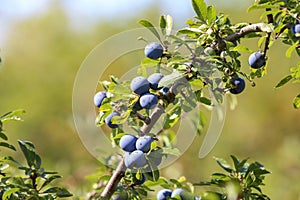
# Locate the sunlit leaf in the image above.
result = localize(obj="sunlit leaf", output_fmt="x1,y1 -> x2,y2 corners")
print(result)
214,157 -> 233,173
192,0 -> 207,22
207,5 -> 216,25
139,19 -> 161,41
293,94 -> 300,109
286,41 -> 299,58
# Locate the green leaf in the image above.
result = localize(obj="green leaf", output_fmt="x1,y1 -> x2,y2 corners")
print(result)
0,109 -> 26,122
0,142 -> 16,151
192,0 -> 207,22
293,94 -> 300,109
286,41 -> 299,58
214,157 -> 233,173
257,36 -> 265,48
161,147 -> 180,157
247,4 -> 279,12
40,175 -> 62,189
232,45 -> 252,53
0,131 -> 8,140
139,19 -> 161,41
165,15 -> 173,36
0,163 -> 9,171
160,15 -> 167,35
206,5 -> 216,25
163,104 -> 181,129
141,58 -> 160,67
18,140 -> 40,168
43,187 -> 73,197
158,70 -> 183,88
199,97 -> 212,105
275,75 -> 293,89
2,188 -> 20,199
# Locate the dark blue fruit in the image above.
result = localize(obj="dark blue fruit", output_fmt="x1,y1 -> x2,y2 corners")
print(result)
139,93 -> 158,109
134,174 -> 146,185
157,189 -> 172,200
132,100 -> 143,111
130,76 -> 150,95
104,111 -> 120,128
147,73 -> 164,90
93,91 -> 107,107
144,42 -> 164,60
292,24 -> 300,35
160,86 -> 170,95
171,188 -> 185,198
248,52 -> 266,69
135,136 -> 153,153
124,150 -> 147,169
119,134 -> 137,152
230,77 -> 245,95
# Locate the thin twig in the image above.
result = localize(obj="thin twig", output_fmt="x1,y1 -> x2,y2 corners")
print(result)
263,8 -> 274,55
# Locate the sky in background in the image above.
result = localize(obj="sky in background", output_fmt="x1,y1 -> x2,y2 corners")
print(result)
0,0 -> 250,44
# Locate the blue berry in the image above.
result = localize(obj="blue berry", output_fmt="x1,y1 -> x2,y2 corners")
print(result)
144,42 -> 164,60
124,150 -> 147,169
104,111 -> 120,128
93,91 -> 107,107
157,189 -> 172,200
132,100 -> 143,111
147,73 -> 164,90
119,134 -> 137,152
230,77 -> 245,95
292,24 -> 300,35
160,86 -> 170,95
248,52 -> 266,69
139,93 -> 158,109
171,188 -> 185,198
134,174 -> 146,185
136,136 -> 153,153
130,76 -> 150,95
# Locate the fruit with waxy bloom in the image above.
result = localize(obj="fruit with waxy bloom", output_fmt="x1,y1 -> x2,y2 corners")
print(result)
144,42 -> 164,60
93,91 -> 107,107
248,52 -> 266,69
139,93 -> 158,109
104,111 -> 120,128
130,76 -> 150,95
229,77 -> 245,95
119,134 -> 138,152
148,73 -> 164,90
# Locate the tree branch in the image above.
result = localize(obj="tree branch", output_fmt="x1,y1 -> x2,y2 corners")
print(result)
263,8 -> 274,56
225,23 -> 266,42
99,99 -> 170,199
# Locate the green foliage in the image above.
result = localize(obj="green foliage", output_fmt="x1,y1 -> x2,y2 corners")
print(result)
0,110 -> 72,199
195,156 -> 270,200
90,0 -> 299,199
1,0 -> 299,199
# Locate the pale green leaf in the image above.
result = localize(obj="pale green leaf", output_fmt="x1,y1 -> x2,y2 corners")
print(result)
139,19 -> 161,40
207,5 -> 216,25
286,41 -> 299,58
192,0 -> 207,22
293,94 -> 300,109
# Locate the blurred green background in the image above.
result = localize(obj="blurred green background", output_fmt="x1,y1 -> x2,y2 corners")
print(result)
0,0 -> 299,199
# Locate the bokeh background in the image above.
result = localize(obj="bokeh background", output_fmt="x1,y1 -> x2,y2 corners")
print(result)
0,0 -> 299,199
